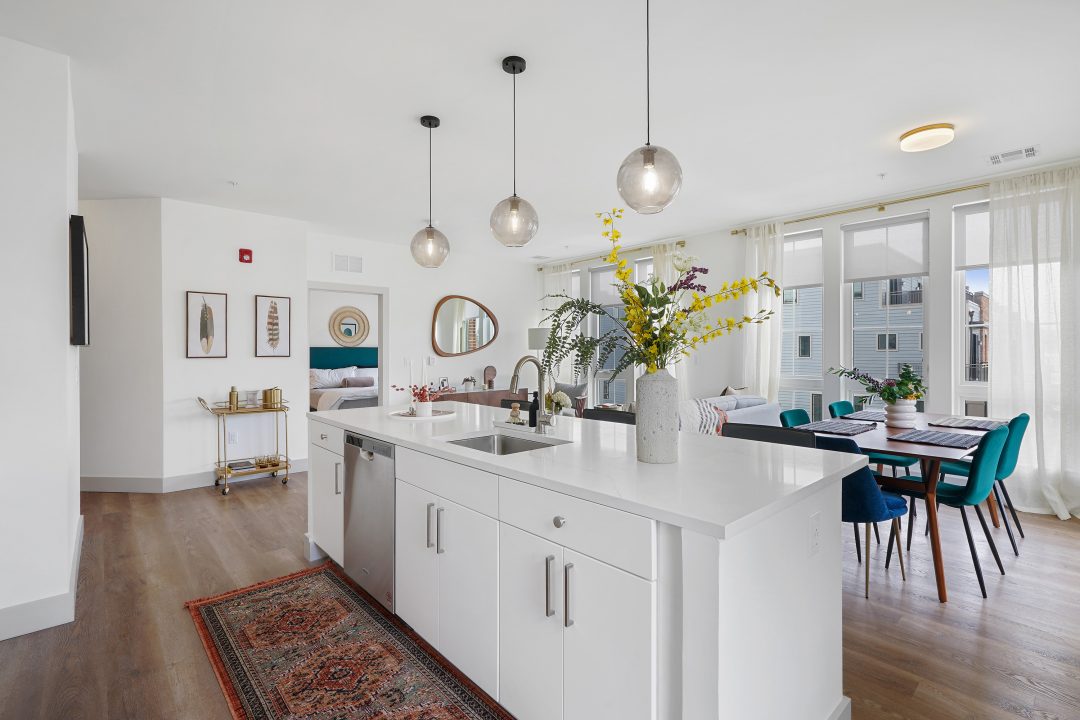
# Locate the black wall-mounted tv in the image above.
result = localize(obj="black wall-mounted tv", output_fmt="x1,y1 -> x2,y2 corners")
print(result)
69,214 -> 90,346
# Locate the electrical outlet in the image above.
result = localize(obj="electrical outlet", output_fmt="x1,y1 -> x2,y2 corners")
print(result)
227,431 -> 238,445
808,512 -> 822,556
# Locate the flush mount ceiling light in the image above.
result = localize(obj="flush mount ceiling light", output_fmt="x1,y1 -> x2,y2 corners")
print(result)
617,0 -> 682,214
899,123 -> 956,153
410,115 -> 450,268
490,55 -> 539,247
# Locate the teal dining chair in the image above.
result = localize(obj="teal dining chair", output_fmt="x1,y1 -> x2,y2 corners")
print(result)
939,413 -> 1029,556
829,400 -> 919,478
890,424 -> 1010,598
779,408 -> 810,428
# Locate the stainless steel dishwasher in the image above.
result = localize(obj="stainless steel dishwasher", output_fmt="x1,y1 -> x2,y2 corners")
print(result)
343,433 -> 395,612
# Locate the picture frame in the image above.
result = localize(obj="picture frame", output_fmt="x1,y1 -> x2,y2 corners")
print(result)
186,291 -> 228,358
255,295 -> 291,357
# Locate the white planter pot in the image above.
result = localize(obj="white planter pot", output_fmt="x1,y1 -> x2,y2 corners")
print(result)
635,369 -> 679,464
885,399 -> 917,428
414,401 -> 433,417
462,382 -> 475,391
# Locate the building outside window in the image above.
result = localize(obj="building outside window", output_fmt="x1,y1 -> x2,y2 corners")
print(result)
955,201 -> 991,415
778,230 -> 824,420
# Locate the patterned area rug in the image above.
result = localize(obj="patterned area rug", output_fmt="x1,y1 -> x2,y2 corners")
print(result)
186,562 -> 512,720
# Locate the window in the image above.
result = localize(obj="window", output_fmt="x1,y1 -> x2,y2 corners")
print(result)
778,229 -> 824,419
919,332 -> 924,350
876,333 -> 897,351
797,335 -> 811,358
955,202 -> 991,386
778,390 -> 823,422
635,257 -> 654,283
590,265 -> 628,405
844,214 -> 929,385
783,288 -> 797,304
965,400 -> 988,417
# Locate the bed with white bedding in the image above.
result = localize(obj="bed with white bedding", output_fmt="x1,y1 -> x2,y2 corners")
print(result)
309,346 -> 380,411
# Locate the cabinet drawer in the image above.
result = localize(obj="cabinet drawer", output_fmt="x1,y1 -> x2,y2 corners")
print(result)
499,477 -> 656,580
396,447 -> 498,518
309,421 -> 344,455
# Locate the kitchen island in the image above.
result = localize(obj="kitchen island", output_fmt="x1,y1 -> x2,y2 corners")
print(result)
307,401 -> 862,720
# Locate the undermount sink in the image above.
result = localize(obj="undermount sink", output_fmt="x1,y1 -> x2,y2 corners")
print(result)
447,433 -> 569,455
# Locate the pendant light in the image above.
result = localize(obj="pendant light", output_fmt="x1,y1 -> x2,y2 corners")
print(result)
491,56 -> 539,247
616,0 -> 682,214
410,115 -> 450,268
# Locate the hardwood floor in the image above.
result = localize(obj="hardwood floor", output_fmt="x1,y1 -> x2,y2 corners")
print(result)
0,476 -> 1077,719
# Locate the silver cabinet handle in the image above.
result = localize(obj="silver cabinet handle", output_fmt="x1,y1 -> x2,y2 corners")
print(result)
426,503 -> 435,548
320,433 -> 328,440
334,463 -> 342,495
436,507 -> 445,554
553,516 -> 567,529
564,563 -> 575,627
545,555 -> 556,618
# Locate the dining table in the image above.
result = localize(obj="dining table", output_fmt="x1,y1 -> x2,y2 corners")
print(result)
814,411 -> 999,603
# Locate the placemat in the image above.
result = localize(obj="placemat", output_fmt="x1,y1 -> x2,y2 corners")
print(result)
799,420 -> 877,436
890,429 -> 982,449
842,410 -> 886,422
928,416 -> 1004,431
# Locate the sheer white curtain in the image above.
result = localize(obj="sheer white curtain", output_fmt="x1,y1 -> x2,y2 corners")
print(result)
742,223 -> 783,401
652,242 -> 689,400
989,165 -> 1080,519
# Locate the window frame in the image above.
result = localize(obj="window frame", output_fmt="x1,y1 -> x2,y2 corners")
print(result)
876,332 -> 898,351
797,334 -> 812,358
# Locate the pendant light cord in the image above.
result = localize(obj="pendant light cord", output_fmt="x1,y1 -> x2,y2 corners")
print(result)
645,0 -> 651,146
512,71 -> 517,196
428,125 -> 433,227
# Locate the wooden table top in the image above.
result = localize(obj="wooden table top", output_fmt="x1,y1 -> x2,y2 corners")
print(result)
815,412 -> 988,462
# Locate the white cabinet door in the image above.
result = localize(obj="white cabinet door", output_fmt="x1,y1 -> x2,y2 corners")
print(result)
563,549 -> 656,720
499,524 -> 564,720
309,445 -> 344,566
436,497 -> 499,698
394,479 -> 438,646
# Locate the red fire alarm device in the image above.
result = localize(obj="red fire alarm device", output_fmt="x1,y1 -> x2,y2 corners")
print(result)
239,248 -> 253,263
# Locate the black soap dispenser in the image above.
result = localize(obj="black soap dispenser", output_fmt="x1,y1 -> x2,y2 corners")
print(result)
528,391 -> 539,428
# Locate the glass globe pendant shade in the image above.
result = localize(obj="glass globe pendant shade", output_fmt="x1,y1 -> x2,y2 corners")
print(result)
616,144 -> 683,214
490,195 -> 539,247
410,225 -> 450,268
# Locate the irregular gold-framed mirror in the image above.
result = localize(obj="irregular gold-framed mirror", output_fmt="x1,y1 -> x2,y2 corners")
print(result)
329,306 -> 370,347
431,295 -> 499,357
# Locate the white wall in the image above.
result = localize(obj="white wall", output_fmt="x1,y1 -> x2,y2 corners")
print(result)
79,199 -> 164,480
161,200 -> 309,480
307,233 -> 539,393
309,289 -> 379,347
0,36 -> 81,638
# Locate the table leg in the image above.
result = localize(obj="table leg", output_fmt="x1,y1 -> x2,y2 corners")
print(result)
921,458 -> 947,603
987,492 -> 1001,528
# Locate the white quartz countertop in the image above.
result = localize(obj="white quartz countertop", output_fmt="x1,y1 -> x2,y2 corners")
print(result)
308,402 -> 865,539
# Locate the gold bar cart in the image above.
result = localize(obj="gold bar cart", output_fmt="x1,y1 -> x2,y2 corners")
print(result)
198,397 -> 290,495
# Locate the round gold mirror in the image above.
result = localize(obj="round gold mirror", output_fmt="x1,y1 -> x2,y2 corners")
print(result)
329,306 -> 370,347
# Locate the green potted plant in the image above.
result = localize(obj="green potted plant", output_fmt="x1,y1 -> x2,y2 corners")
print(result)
829,363 -> 927,428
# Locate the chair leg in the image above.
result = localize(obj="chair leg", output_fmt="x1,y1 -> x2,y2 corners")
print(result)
973,504 -> 1005,576
893,518 -> 906,581
865,522 -> 872,599
993,484 -> 1019,556
999,481 -> 1025,538
853,523 -> 861,563
885,517 -> 896,569
960,506 -> 988,598
907,497 -> 916,551
873,522 -> 881,545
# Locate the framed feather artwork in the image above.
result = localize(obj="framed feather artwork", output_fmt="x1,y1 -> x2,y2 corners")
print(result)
255,295 -> 291,357
186,291 -> 228,358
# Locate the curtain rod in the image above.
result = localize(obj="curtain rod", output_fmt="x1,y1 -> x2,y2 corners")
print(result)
729,182 -> 990,236
537,238 -> 686,271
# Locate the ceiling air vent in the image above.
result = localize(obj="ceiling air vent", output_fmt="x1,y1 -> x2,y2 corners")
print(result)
988,145 -> 1039,166
333,253 -> 363,274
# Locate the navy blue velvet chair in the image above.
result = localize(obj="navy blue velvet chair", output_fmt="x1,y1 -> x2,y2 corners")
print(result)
816,435 -> 908,598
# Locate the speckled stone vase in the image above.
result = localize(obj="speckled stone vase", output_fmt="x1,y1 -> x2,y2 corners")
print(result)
635,369 -> 679,464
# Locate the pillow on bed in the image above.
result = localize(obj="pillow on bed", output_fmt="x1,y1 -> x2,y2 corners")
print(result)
352,367 -> 379,383
309,366 -> 357,389
343,376 -> 375,388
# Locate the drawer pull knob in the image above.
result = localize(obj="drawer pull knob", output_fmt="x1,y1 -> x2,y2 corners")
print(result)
320,433 -> 328,440
553,516 -> 567,529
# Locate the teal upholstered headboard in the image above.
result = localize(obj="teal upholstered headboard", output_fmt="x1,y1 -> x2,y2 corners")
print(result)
309,346 -> 379,370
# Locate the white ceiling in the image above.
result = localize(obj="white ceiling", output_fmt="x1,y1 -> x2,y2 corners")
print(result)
3,0 -> 1079,262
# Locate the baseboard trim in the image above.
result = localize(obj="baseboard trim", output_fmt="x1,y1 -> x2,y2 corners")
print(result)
82,459 -> 308,494
828,697 -> 852,720
0,515 -> 83,642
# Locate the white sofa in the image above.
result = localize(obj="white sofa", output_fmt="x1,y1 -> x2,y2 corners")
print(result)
679,394 -> 781,435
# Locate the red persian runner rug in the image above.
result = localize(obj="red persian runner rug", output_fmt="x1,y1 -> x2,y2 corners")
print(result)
185,562 -> 512,720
